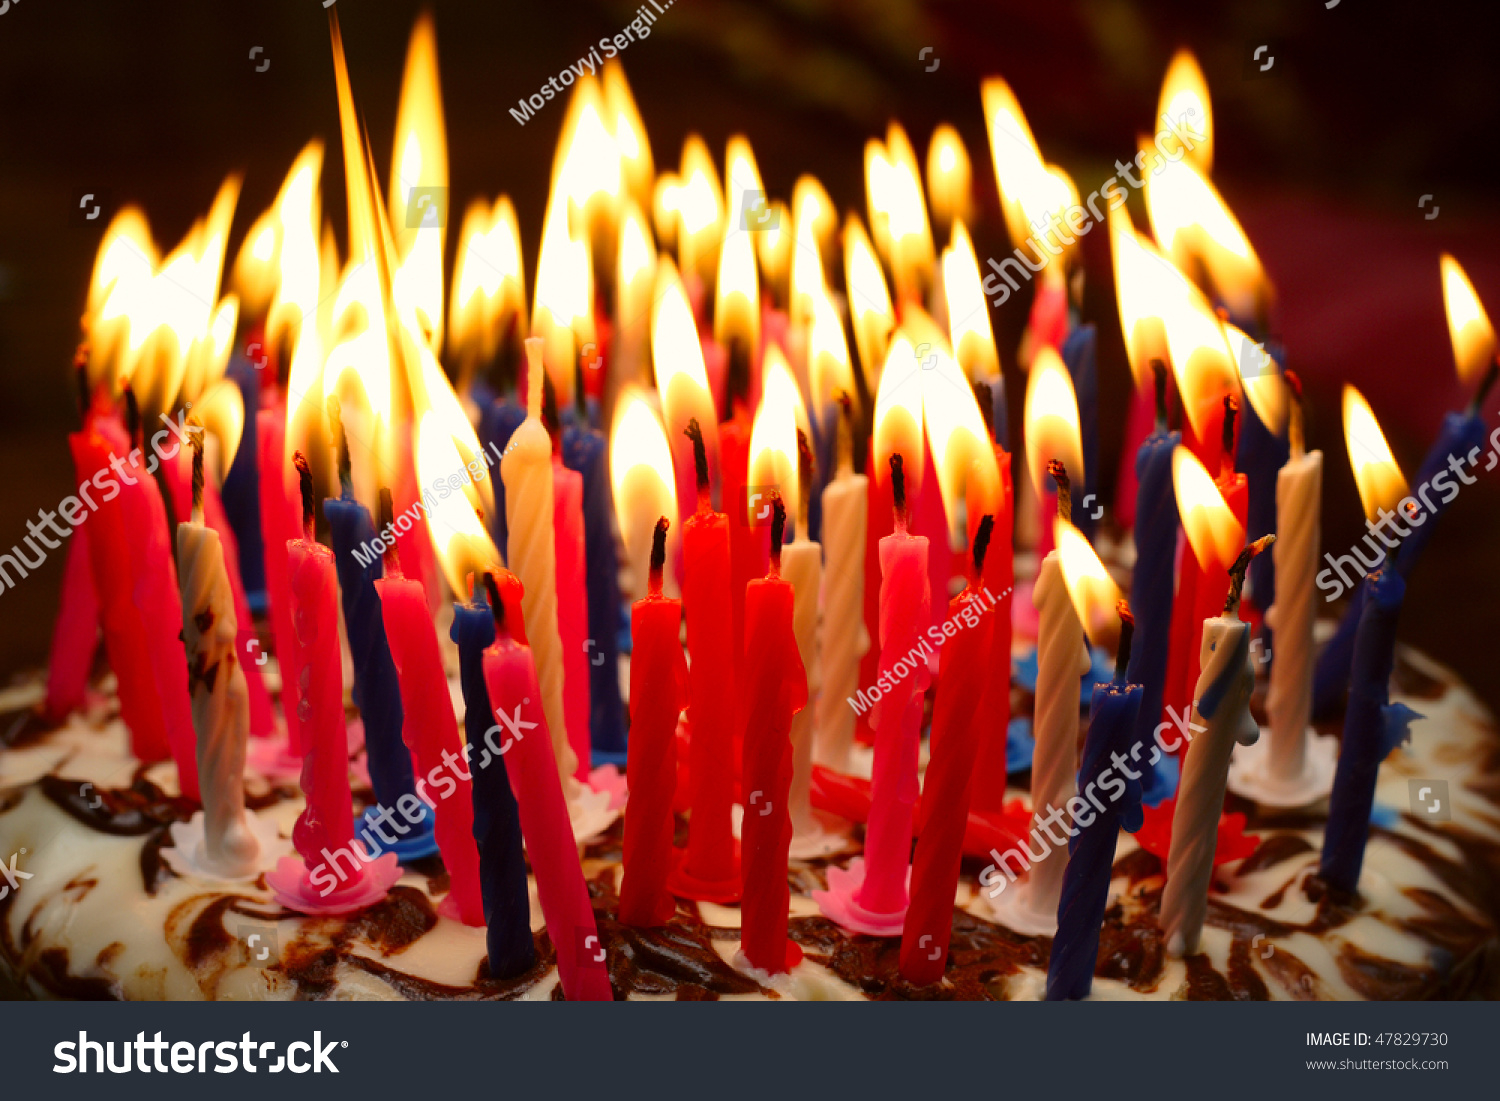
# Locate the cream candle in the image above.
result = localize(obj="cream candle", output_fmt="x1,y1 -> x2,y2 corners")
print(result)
813,395 -> 868,772
783,431 -> 825,854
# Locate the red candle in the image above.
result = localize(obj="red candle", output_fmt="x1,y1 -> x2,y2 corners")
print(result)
669,418 -> 741,902
856,439 -> 896,745
257,405 -> 305,755
970,442 -> 1015,814
375,491 -> 484,927
901,517 -> 997,984
719,403 -> 767,790
619,518 -> 689,927
552,453 -> 593,782
739,497 -> 808,974
480,576 -> 612,1001
860,454 -> 930,918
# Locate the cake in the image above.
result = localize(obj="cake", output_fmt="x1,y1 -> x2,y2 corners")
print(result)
3,570 -> 1496,1002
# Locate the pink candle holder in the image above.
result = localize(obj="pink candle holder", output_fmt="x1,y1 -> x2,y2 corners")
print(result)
266,850 -> 403,916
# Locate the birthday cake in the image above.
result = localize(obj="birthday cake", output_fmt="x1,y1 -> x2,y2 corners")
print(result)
1,600 -> 1495,1001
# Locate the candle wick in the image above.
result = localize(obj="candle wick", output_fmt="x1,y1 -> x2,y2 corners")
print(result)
1048,459 -> 1071,524
649,515 -> 669,597
187,417 -> 206,525
524,336 -> 545,420
1150,359 -> 1169,432
973,380 -> 996,445
73,344 -> 91,424
683,417 -> 711,510
1220,393 -> 1239,478
835,390 -> 855,475
293,450 -> 316,542
1114,600 -> 1135,682
541,371 -> 561,454
890,453 -> 909,532
483,572 -> 509,636
574,358 -> 588,424
726,334 -> 752,418
377,487 -> 403,578
796,427 -> 814,532
1285,368 -> 1306,457
123,383 -> 141,447
326,394 -> 352,495
769,492 -> 786,576
1224,534 -> 1275,618
970,513 -> 995,583
1468,358 -> 1499,417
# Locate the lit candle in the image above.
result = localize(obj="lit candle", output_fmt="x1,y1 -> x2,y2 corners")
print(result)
544,387 -> 593,783
813,395 -> 869,773
739,497 -> 808,974
968,384 -> 1015,817
1160,536 -> 1271,957
256,403 -> 305,755
1047,532 -> 1141,1000
1320,388 -> 1425,895
501,338 -> 576,788
375,490 -> 484,925
900,516 -> 996,985
1314,256 -> 1497,717
266,453 -> 401,913
619,519 -> 688,927
481,575 -> 613,1001
669,418 -> 740,903
781,433 -> 823,852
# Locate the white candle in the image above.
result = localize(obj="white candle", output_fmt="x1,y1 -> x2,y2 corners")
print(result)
502,338 -> 577,789
1264,446 -> 1322,779
814,434 -> 868,771
782,537 -> 821,844
176,434 -> 261,878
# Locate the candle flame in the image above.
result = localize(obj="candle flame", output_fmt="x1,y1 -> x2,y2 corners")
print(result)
1143,151 -> 1265,321
1023,346 -> 1083,501
1157,264 -> 1240,443
1172,445 -> 1244,570
416,407 -> 502,596
1109,205 -> 1174,390
980,78 -> 1074,268
603,61 -> 653,213
1225,322 -> 1288,436
808,284 -> 854,407
610,385 -> 678,594
925,123 -> 973,230
843,214 -> 894,393
790,175 -> 833,328
192,376 -> 246,481
1440,254 -> 1496,386
866,124 -> 934,300
1342,385 -> 1409,524
651,257 -> 717,456
388,11 -> 448,353
532,198 -> 593,408
942,219 -> 998,380
676,135 -> 724,296
551,74 -> 622,262
714,202 -> 760,362
1157,49 -> 1213,173
1055,517 -> 1123,647
872,333 -> 925,491
448,195 -> 526,374
748,349 -> 805,525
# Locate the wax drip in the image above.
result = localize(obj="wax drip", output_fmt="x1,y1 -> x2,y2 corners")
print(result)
1048,459 -> 1071,524
187,417 -> 205,525
1225,534 -> 1275,617
769,492 -> 786,577
1220,393 -> 1240,478
483,572 -> 508,635
890,453 -> 909,531
73,345 -> 91,422
326,395 -> 352,495
796,427 -> 814,530
649,516 -> 669,597
971,513 -> 995,581
123,385 -> 141,446
835,390 -> 855,473
1151,359 -> 1169,432
378,487 -> 402,577
1115,600 -> 1135,682
1285,368 -> 1306,457
293,451 -> 316,542
541,372 -> 561,453
974,380 -> 995,444
1469,358 -> 1499,417
683,417 -> 711,510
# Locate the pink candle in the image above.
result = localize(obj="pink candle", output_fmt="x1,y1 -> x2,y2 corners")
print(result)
553,454 -> 592,782
480,577 -> 612,1001
376,492 -> 484,926
257,406 -> 304,755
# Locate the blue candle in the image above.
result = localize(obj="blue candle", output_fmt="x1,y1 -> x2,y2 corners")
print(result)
561,412 -> 626,763
1312,408 -> 1487,717
1124,365 -> 1178,805
1235,340 -> 1289,653
477,397 -> 527,561
1061,324 -> 1098,541
1047,617 -> 1143,1001
806,401 -> 838,543
452,586 -> 535,976
219,354 -> 266,607
322,403 -> 434,859
1319,568 -> 1421,894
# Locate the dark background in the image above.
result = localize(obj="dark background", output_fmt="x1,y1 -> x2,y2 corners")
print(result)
0,0 -> 1496,712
